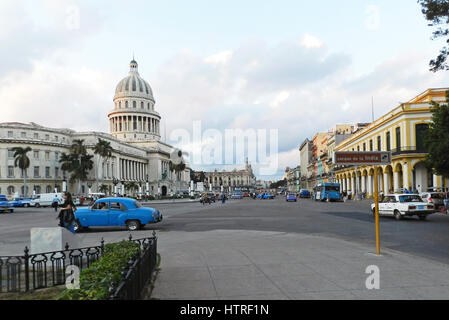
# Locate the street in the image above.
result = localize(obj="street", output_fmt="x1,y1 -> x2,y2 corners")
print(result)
2,197 -> 449,264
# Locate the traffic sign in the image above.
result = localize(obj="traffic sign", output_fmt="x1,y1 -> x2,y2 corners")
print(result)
333,151 -> 392,165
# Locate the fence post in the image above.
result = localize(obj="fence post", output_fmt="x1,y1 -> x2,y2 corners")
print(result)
24,246 -> 30,292
100,238 -> 105,255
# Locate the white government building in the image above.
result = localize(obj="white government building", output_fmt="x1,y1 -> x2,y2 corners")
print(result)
0,59 -> 190,198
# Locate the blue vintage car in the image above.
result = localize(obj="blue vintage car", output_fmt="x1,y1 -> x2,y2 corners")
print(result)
73,197 -> 162,232
230,193 -> 243,199
257,194 -> 275,200
286,193 -> 297,202
0,195 -> 13,213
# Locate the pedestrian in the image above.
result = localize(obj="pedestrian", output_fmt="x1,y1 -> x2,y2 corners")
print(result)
443,192 -> 449,214
221,193 -> 226,204
51,195 -> 59,212
57,192 -> 77,233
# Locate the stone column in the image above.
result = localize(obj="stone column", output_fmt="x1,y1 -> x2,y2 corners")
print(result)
367,174 -> 373,197
393,171 -> 399,192
361,175 -> 366,193
384,172 -> 390,194
403,162 -> 409,190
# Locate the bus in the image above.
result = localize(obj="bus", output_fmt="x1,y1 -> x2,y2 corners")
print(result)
313,183 -> 341,202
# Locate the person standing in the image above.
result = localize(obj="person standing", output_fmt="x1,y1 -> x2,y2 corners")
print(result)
221,193 -> 226,204
51,195 -> 59,212
58,192 -> 77,233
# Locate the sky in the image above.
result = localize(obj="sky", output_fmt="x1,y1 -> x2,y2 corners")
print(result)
1,0 -> 449,180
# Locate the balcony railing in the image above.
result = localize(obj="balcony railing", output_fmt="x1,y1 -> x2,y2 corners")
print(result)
391,146 -> 427,156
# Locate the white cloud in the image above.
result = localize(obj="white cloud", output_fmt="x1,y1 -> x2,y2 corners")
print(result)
300,34 -> 324,49
365,5 -> 380,30
204,50 -> 233,65
270,90 -> 290,108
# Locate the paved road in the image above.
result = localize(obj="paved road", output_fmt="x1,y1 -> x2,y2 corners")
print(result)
2,197 -> 449,266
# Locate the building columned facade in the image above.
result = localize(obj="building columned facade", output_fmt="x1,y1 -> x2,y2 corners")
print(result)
0,59 -> 190,198
335,88 -> 449,197
203,160 -> 256,192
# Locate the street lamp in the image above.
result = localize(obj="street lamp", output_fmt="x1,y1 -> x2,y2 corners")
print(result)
87,181 -> 93,195
112,177 -> 119,195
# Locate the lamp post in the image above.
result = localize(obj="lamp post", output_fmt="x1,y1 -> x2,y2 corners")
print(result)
62,173 -> 67,193
87,181 -> 93,195
112,177 -> 119,196
145,174 -> 149,197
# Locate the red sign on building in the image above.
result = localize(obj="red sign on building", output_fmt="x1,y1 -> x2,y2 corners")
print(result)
333,151 -> 392,165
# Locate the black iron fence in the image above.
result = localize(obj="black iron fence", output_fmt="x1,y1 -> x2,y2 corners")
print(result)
0,233 -> 157,300
109,234 -> 158,300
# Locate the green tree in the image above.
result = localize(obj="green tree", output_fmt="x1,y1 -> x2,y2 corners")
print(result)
169,161 -> 186,194
424,90 -> 449,178
418,0 -> 449,71
59,140 -> 94,194
93,138 -> 113,191
98,184 -> 109,194
12,147 -> 32,196
124,181 -> 138,196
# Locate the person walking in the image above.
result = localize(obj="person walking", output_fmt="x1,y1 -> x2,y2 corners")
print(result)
443,191 -> 449,214
57,192 -> 77,233
51,195 -> 59,212
221,193 -> 226,204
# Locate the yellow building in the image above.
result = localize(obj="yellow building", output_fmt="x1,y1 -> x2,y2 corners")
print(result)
335,88 -> 449,197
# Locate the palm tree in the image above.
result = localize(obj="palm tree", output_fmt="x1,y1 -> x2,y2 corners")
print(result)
12,147 -> 32,196
93,138 -> 113,191
98,184 -> 109,195
59,140 -> 94,194
124,181 -> 138,196
169,160 -> 186,195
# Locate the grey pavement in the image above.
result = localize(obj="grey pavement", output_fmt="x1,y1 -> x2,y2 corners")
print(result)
151,229 -> 449,300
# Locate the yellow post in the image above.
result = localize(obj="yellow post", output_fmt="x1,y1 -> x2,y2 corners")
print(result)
373,166 -> 380,255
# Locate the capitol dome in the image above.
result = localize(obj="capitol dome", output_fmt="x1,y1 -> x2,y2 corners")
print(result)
114,60 -> 155,102
109,59 -> 161,143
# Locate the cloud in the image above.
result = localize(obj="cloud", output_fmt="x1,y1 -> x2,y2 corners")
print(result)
300,34 -> 324,49
365,5 -> 380,30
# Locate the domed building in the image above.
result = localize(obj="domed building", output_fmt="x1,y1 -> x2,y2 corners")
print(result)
0,59 -> 190,198
109,60 -> 161,142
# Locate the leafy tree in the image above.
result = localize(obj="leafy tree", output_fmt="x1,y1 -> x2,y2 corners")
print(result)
59,140 -> 94,194
12,147 -> 32,196
93,138 -> 113,191
418,0 -> 449,71
424,90 -> 449,178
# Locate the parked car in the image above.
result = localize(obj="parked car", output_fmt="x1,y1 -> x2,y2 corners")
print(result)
73,197 -> 162,232
286,193 -> 297,202
299,189 -> 311,198
0,195 -> 13,213
30,193 -> 64,207
230,193 -> 243,199
8,199 -> 23,207
371,194 -> 435,221
257,194 -> 275,200
14,197 -> 33,207
419,192 -> 444,209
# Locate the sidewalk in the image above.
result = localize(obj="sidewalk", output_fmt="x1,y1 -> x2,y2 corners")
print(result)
150,230 -> 449,300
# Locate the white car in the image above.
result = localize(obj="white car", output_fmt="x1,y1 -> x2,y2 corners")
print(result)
371,194 -> 435,221
419,192 -> 444,209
